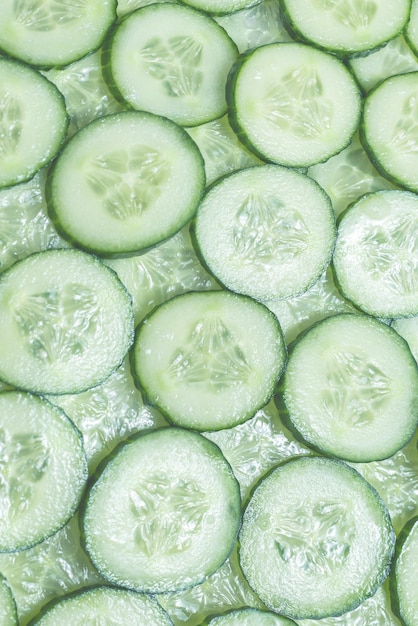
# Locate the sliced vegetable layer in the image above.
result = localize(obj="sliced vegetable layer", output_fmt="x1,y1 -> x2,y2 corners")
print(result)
200,607 -> 297,624
82,427 -> 241,593
391,516 -> 418,626
132,290 -> 287,430
239,455 -> 395,620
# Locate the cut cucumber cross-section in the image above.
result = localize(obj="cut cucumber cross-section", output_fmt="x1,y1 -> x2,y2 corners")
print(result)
333,190 -> 418,318
0,391 -> 88,553
193,164 -> 336,301
102,3 -> 239,126
239,455 -> 395,620
132,290 -> 287,431
200,607 -> 297,625
281,313 -> 418,462
81,427 -> 241,594
0,249 -> 134,395
27,586 -> 174,625
0,0 -> 117,68
391,516 -> 418,626
227,42 -> 361,168
47,111 -> 206,256
0,58 -> 68,189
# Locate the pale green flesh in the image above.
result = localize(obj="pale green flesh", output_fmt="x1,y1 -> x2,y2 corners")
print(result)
0,249 -> 134,394
283,314 -> 418,462
395,520 -> 418,625
333,190 -> 418,317
49,112 -> 205,255
32,587 -> 173,625
181,0 -> 262,14
206,607 -> 296,624
239,456 -> 395,620
0,576 -> 17,625
0,0 -> 116,67
107,4 -> 238,126
133,291 -> 286,430
230,43 -> 361,167
0,58 -> 67,189
0,391 -> 87,553
195,164 -> 336,300
83,428 -> 241,594
282,0 -> 411,54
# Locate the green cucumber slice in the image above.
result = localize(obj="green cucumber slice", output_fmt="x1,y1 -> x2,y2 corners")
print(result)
81,427 -> 241,594
47,111 -> 205,256
406,0 -> 418,56
201,607 -> 296,624
102,3 -> 238,126
281,313 -> 418,462
239,455 -> 395,620
193,164 -> 336,300
332,190 -> 418,318
227,42 -> 361,168
391,516 -> 418,626
0,249 -> 134,395
280,0 -> 411,56
0,391 -> 88,553
132,290 -> 287,431
0,58 -> 68,189
361,71 -> 418,193
179,0 -> 262,16
28,586 -> 174,625
0,0 -> 117,68
0,575 -> 17,625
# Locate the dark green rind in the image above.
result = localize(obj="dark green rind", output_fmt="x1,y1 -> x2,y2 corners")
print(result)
390,516 -> 418,626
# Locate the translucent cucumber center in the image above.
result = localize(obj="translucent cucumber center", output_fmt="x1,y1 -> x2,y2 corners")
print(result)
0,92 -> 22,160
390,94 -> 418,156
14,0 -> 88,31
316,0 -> 377,29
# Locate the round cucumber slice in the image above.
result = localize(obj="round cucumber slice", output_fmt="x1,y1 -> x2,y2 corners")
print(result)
47,111 -> 205,256
391,516 -> 418,626
0,249 -> 134,395
132,290 -> 287,431
227,42 -> 361,168
239,455 -> 395,620
281,313 -> 418,462
27,586 -> 174,625
0,391 -> 88,553
193,164 -> 336,300
82,427 -> 241,594
0,57 -> 68,189
333,190 -> 418,318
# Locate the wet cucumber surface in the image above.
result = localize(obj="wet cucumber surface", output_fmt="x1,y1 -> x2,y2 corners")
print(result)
0,1 -> 418,625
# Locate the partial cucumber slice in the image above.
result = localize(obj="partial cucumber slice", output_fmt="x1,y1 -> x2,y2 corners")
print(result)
82,427 -> 241,594
239,455 -> 395,620
28,586 -> 174,625
227,42 -> 361,168
333,190 -> 418,318
0,58 -> 68,189
179,0 -> 262,15
391,516 -> 418,626
361,71 -> 418,193
47,111 -> 205,256
0,0 -> 117,68
281,313 -> 418,462
0,391 -> 87,553
132,290 -> 287,431
393,316 -> 418,363
0,249 -> 134,395
406,0 -> 418,56
0,575 -> 17,625
280,0 -> 411,56
193,165 -> 336,300
102,4 -> 238,126
201,607 -> 296,624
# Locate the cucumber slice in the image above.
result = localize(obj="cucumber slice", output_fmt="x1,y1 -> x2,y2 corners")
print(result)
201,607 -> 297,624
281,313 -> 418,462
0,0 -> 117,68
179,0 -> 262,16
132,290 -> 287,431
227,42 -> 361,168
0,249 -> 134,395
81,427 -> 241,594
28,586 -> 174,625
102,4 -> 238,126
0,575 -> 17,626
193,164 -> 336,301
361,71 -> 418,193
47,111 -> 205,256
393,316 -> 418,363
406,0 -> 418,56
391,516 -> 418,626
280,0 -> 411,56
239,455 -> 395,620
0,58 -> 68,189
333,190 -> 418,318
0,391 -> 88,553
